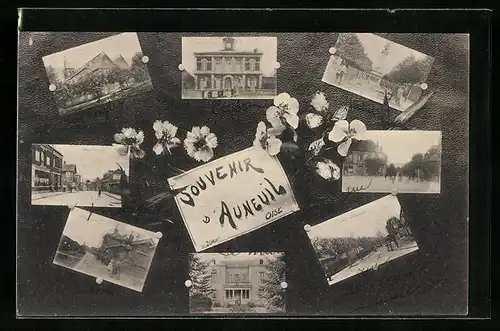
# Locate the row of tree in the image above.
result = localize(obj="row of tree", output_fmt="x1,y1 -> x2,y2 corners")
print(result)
401,144 -> 441,180
312,235 -> 385,261
335,33 -> 433,86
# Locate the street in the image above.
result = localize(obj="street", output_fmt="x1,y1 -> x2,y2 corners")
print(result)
326,240 -> 419,286
342,175 -> 440,193
32,190 -> 121,207
73,252 -> 144,292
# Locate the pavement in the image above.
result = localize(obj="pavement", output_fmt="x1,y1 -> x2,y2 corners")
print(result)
73,252 -> 144,292
31,190 -> 122,207
31,191 -> 65,201
326,240 -> 419,286
342,176 -> 440,193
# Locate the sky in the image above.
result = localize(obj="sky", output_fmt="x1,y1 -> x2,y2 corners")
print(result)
182,36 -> 278,77
307,195 -> 401,239
363,131 -> 441,165
351,33 -> 432,75
62,207 -> 158,247
196,252 -> 282,264
50,144 -> 130,182
42,33 -> 143,71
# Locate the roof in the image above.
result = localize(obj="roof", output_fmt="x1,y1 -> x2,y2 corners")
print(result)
67,52 -> 116,81
113,54 -> 129,69
63,164 -> 77,172
216,258 -> 267,267
351,139 -> 382,153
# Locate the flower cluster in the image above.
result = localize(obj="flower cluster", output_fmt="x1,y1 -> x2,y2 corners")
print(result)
254,93 -> 300,156
304,91 -> 367,181
152,120 -> 181,156
184,126 -> 218,162
113,128 -> 145,159
113,122 -> 219,163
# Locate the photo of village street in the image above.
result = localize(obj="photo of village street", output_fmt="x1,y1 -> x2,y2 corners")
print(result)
307,195 -> 419,286
188,253 -> 286,314
342,131 -> 441,193
31,144 -> 130,207
53,208 -> 159,292
42,33 -> 153,116
322,33 -> 434,111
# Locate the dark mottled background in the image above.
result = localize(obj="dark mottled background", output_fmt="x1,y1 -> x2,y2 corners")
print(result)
17,32 -> 469,316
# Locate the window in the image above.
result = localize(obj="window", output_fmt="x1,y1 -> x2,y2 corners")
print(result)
255,58 -> 260,71
201,58 -> 208,71
259,259 -> 264,265
234,273 -> 240,283
259,272 -> 265,282
35,150 -> 40,162
46,156 -> 51,166
224,58 -> 231,71
249,58 -> 256,71
236,58 -> 242,70
211,270 -> 217,283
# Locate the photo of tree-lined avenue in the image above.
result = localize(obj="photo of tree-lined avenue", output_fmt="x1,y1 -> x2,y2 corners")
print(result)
322,33 -> 434,111
307,195 -> 419,286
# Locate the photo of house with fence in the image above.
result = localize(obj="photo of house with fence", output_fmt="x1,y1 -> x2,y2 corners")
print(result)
42,33 -> 153,115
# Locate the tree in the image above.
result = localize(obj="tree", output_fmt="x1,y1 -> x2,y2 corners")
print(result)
336,33 -> 373,72
384,54 -> 434,84
45,65 -> 59,85
107,67 -> 130,88
258,254 -> 286,312
130,52 -> 150,83
188,254 -> 214,298
365,157 -> 386,176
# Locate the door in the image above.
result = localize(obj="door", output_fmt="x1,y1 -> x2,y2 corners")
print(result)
224,77 -> 232,89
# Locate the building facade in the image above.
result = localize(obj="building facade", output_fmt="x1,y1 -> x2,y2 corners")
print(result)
31,144 -> 64,191
208,257 -> 269,305
192,37 -> 264,92
101,169 -> 124,195
62,162 -> 78,191
343,140 -> 388,176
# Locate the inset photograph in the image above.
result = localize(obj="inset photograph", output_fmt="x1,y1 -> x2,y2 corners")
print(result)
322,33 -> 434,111
53,207 -> 159,292
31,144 -> 130,207
181,36 -> 277,99
42,32 -> 153,116
306,195 -> 418,286
342,131 -> 441,194
188,253 -> 286,314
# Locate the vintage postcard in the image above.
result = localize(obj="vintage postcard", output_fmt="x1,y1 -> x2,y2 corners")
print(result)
31,144 -> 130,207
53,207 -> 159,292
307,195 -> 419,286
342,131 -> 441,194
181,36 -> 277,99
168,146 -> 299,252
42,32 -> 153,116
322,33 -> 434,111
188,252 -> 285,314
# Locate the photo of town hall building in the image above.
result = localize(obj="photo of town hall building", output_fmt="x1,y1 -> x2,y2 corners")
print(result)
182,36 -> 278,99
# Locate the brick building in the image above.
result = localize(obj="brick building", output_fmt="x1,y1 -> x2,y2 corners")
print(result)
31,144 -> 64,192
